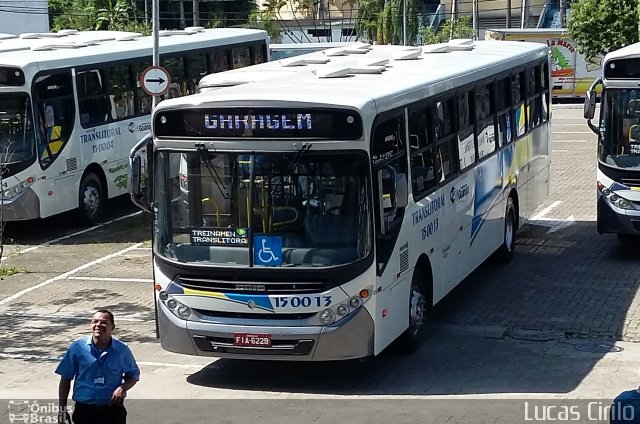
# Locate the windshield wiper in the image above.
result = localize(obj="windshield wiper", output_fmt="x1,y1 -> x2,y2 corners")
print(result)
286,142 -> 312,172
195,143 -> 230,199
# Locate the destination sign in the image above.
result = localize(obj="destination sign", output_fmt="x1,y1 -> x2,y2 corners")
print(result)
154,108 -> 363,140
604,58 -> 640,80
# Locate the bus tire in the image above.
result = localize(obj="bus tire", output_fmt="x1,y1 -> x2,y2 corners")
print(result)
397,269 -> 430,353
497,196 -> 516,263
78,172 -> 105,226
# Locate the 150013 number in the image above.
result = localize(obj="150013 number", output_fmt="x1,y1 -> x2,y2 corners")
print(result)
274,295 -> 332,308
421,218 -> 439,240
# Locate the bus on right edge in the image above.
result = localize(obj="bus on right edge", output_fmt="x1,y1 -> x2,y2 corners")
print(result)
585,43 -> 640,240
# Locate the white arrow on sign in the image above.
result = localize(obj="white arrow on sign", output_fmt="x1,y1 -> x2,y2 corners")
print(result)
140,66 -> 170,97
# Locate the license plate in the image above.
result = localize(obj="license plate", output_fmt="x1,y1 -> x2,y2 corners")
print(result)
234,333 -> 271,347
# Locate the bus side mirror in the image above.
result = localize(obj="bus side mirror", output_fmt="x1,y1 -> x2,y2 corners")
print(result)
129,133 -> 152,213
584,90 -> 597,120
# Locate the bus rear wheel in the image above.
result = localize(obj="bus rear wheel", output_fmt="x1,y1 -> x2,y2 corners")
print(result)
497,196 -> 516,263
397,269 -> 430,353
78,172 -> 105,226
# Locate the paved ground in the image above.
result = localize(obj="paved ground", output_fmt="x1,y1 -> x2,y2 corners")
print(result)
0,105 -> 639,423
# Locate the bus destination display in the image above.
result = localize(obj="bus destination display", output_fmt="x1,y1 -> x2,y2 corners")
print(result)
155,108 -> 362,140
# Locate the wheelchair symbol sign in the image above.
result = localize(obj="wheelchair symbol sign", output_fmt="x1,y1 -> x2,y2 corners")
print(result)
254,236 -> 282,266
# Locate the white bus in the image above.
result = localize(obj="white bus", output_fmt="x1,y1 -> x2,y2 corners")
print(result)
269,42 -> 353,60
585,42 -> 640,239
0,27 -> 268,224
131,39 -> 551,360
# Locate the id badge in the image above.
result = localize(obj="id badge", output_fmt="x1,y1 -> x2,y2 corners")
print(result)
94,376 -> 105,386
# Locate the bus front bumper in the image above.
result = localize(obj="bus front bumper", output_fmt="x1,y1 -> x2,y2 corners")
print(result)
597,196 -> 640,235
157,300 -> 375,361
1,188 -> 40,221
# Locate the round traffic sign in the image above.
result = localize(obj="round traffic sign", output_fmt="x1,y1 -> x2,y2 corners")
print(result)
140,66 -> 171,97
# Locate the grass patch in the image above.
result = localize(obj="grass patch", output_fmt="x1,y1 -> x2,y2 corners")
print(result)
0,266 -> 23,277
142,240 -> 152,248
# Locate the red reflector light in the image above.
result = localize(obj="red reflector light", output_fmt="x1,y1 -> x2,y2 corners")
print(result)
154,284 -> 162,291
359,289 -> 370,299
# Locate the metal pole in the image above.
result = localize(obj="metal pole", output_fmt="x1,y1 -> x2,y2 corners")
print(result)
559,0 -> 566,27
193,0 -> 200,27
402,0 -> 407,45
472,0 -> 477,40
506,0 -> 511,28
152,0 -> 160,110
520,0 -> 527,29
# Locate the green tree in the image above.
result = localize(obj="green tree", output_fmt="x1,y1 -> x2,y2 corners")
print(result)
356,0 -> 426,45
568,0 -> 639,60
245,10 -> 282,42
421,16 -> 473,44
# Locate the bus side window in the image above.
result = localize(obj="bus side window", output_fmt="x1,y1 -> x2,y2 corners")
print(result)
527,65 -> 542,129
476,83 -> 496,159
134,62 -> 152,115
162,56 -> 187,99
434,98 -> 457,180
512,71 -> 527,138
186,53 -> 208,95
232,46 -> 252,69
76,69 -> 111,126
210,49 -> 230,73
541,61 -> 550,123
252,42 -> 267,65
107,64 -> 135,120
496,77 -> 512,147
457,90 -> 476,170
409,107 -> 437,197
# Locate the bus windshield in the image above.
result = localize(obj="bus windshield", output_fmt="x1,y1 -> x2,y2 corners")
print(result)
600,88 -> 640,168
0,93 -> 36,170
155,150 -> 372,267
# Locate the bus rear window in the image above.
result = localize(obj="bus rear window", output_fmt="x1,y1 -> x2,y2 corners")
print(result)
0,68 -> 25,86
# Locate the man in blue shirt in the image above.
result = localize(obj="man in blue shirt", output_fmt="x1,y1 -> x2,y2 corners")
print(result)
611,388 -> 640,423
56,309 -> 140,424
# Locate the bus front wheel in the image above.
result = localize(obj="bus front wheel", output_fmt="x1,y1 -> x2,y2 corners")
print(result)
397,269 -> 430,353
78,172 -> 105,226
497,196 -> 516,263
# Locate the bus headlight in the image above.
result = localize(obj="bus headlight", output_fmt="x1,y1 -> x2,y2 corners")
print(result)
177,304 -> 191,318
336,304 -> 349,316
319,309 -> 335,325
158,290 -> 169,301
615,197 -> 631,209
166,299 -> 178,309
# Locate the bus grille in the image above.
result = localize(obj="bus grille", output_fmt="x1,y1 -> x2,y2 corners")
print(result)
194,309 -> 315,320
619,178 -> 640,188
177,275 -> 330,294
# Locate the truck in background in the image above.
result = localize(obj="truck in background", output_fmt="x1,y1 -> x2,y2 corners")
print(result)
486,28 -> 603,98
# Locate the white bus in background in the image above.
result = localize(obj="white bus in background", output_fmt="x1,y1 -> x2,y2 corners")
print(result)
0,27 -> 268,224
585,42 -> 640,239
131,40 -> 551,360
486,28 -> 603,98
269,42 -> 352,60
